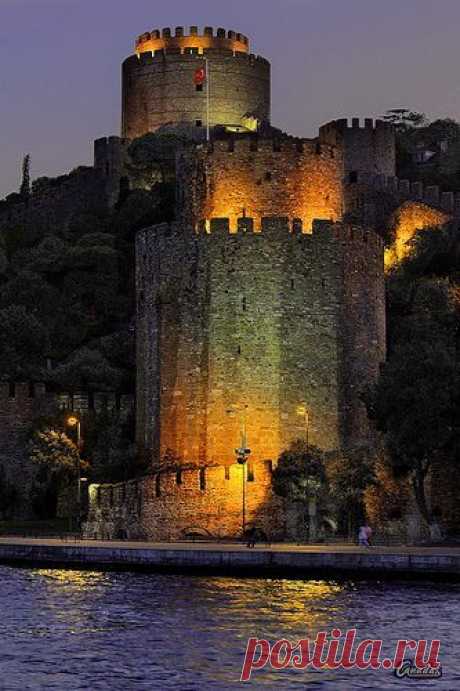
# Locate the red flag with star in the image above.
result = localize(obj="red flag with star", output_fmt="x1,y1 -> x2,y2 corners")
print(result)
193,66 -> 206,86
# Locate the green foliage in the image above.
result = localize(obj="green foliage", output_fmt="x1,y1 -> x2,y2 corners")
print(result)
28,428 -> 81,520
20,154 -> 31,199
128,131 -> 191,183
89,409 -> 136,483
272,440 -> 326,502
49,347 -> 124,392
29,429 -> 80,476
0,465 -> 18,519
0,305 -> 49,379
375,280 -> 457,464
382,109 -> 427,131
373,273 -> 459,530
65,212 -> 109,241
389,111 -> 460,189
327,446 -> 377,535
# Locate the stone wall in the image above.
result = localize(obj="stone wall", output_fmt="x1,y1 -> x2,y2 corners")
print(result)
344,174 -> 455,267
122,48 -> 270,140
84,460 -> 291,541
136,217 -> 385,470
0,383 -> 56,518
176,137 -> 343,232
319,117 -> 396,179
0,383 -> 134,519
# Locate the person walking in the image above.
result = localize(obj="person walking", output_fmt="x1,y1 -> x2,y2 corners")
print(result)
358,524 -> 372,547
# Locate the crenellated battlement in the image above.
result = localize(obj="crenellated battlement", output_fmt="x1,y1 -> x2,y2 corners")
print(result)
135,26 -> 249,56
0,382 -> 49,401
84,459 -> 280,541
125,50 -> 268,68
208,137 -> 336,157
320,117 -> 392,138
0,382 -> 134,416
319,117 -> 396,179
364,174 -> 460,215
146,217 -> 381,252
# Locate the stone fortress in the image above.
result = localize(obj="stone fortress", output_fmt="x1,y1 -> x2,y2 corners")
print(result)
42,25 -> 452,541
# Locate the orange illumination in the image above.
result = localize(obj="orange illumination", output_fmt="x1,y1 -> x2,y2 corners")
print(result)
136,34 -> 249,56
204,148 -> 342,232
385,201 -> 449,268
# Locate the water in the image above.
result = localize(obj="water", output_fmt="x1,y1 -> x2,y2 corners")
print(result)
0,566 -> 458,690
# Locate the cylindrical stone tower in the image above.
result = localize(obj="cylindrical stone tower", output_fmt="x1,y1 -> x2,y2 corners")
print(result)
122,26 -> 271,139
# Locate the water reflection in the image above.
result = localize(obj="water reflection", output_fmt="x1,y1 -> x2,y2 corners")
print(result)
0,566 -> 457,690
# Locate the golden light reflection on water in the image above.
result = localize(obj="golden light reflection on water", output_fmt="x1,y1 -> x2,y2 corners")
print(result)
205,578 -> 345,632
33,568 -> 107,589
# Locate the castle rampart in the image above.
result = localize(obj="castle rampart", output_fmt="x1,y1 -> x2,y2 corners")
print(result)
344,173 -> 454,265
136,217 -> 385,471
0,383 -> 134,518
319,117 -> 396,179
176,137 -> 343,232
84,460 -> 289,541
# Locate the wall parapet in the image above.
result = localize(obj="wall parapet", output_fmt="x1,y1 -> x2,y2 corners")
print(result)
320,117 -> 393,137
208,137 -> 336,157
0,383 -> 134,417
362,174 -> 459,215
84,460 -> 282,541
125,51 -> 269,67
135,26 -> 250,56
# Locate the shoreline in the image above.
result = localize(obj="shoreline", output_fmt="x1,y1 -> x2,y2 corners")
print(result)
0,538 -> 459,580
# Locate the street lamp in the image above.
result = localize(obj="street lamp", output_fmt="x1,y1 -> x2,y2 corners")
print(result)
234,405 -> 251,536
67,415 -> 81,532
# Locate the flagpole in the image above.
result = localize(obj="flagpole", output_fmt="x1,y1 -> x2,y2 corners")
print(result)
205,58 -> 210,142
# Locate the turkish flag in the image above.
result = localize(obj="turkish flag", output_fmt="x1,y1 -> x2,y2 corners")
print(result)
194,66 -> 206,85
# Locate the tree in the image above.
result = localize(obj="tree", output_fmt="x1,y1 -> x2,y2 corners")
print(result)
326,446 -> 376,537
50,347 -> 124,392
382,109 -> 426,131
0,305 -> 49,379
372,279 -> 459,538
28,429 -> 81,519
89,409 -> 136,483
20,154 -> 31,199
272,440 -> 327,540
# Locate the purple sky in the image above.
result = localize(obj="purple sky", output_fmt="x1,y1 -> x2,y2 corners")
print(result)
1,0 -> 460,198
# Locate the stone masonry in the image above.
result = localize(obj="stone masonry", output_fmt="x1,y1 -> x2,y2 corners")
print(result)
135,218 -> 385,466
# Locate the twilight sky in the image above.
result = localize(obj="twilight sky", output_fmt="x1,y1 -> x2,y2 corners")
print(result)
1,0 -> 459,198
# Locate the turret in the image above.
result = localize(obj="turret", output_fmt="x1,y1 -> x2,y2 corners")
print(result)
122,26 -> 271,139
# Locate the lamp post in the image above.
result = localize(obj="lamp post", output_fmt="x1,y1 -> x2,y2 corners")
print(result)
234,405 -> 250,536
67,415 -> 81,532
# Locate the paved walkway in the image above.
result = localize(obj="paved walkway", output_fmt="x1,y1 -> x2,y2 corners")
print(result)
0,536 -> 458,574
0,536 -> 459,554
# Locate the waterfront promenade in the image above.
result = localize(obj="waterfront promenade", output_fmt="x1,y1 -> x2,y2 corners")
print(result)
0,537 -> 459,578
